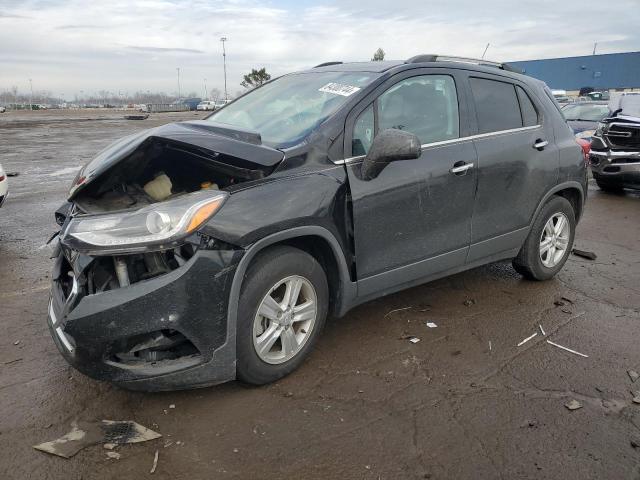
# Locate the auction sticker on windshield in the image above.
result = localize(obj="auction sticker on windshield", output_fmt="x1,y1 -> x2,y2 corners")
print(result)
319,83 -> 361,97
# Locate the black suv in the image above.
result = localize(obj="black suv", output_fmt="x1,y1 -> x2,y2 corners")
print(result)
49,55 -> 587,390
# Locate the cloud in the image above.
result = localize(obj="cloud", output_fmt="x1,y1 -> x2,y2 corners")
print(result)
0,0 -> 638,98
126,45 -> 205,54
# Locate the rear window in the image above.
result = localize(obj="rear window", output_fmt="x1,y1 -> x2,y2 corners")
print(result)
470,77 -> 522,134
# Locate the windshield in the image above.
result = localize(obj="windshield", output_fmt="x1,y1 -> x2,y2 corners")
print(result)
561,103 -> 610,121
207,72 -> 381,147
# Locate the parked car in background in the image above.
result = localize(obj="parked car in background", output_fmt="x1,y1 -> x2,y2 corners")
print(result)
590,93 -> 640,192
0,106 -> 6,113
49,54 -> 586,390
0,163 -> 8,208
197,101 -> 216,111
213,99 -> 229,109
561,101 -> 610,140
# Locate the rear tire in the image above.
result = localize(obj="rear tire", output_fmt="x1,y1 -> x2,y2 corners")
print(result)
595,179 -> 624,193
513,196 -> 576,281
236,246 -> 328,385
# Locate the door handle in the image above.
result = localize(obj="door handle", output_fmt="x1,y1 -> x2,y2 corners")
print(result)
533,139 -> 548,150
450,162 -> 474,175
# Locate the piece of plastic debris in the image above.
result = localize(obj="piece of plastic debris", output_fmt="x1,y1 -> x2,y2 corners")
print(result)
631,391 -> 640,404
565,399 -> 583,411
33,420 -> 161,458
13,340 -> 20,345
408,337 -> 420,344
150,450 -> 159,474
628,370 -> 639,383
106,451 -> 121,460
384,306 -> 412,318
426,322 -> 438,328
546,340 -> 588,358
489,341 -> 492,351
169,404 -> 175,409
233,448 -> 239,453
539,325 -> 546,336
103,443 -> 116,450
572,249 -> 597,260
517,332 -> 538,347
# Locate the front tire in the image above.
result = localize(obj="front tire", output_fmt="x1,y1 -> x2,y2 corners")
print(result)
236,246 -> 328,385
513,196 -> 576,281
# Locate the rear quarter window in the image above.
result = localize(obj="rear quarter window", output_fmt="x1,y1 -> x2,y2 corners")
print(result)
516,86 -> 539,126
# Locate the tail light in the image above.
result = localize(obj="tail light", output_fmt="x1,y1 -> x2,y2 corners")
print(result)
576,138 -> 590,165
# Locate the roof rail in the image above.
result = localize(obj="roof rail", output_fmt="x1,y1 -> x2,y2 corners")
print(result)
314,61 -> 343,68
405,54 -> 521,73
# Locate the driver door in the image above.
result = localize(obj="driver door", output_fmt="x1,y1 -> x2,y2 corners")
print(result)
343,70 -> 478,297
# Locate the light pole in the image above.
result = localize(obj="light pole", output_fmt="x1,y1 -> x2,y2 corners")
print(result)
204,78 -> 208,100
220,37 -> 228,101
176,67 -> 181,101
29,78 -> 33,110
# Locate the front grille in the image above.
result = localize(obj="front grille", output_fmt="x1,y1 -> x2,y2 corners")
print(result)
605,123 -> 640,149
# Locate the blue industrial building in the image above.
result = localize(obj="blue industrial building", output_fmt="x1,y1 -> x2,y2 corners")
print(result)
508,51 -> 640,92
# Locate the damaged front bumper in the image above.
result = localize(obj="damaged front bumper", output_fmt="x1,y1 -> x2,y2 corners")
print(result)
48,240 -> 244,391
589,148 -> 640,188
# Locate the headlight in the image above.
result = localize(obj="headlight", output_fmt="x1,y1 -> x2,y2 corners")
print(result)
575,130 -> 595,139
62,190 -> 227,255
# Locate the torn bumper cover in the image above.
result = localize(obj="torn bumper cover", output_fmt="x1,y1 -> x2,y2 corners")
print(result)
48,242 -> 244,391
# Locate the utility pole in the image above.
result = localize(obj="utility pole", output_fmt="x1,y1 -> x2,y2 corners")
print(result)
176,67 -> 181,101
220,37 -> 228,101
481,43 -> 490,60
29,78 -> 33,110
592,42 -> 598,55
204,78 -> 208,100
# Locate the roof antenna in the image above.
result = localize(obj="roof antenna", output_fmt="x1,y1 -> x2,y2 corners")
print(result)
481,43 -> 490,59
592,42 -> 598,55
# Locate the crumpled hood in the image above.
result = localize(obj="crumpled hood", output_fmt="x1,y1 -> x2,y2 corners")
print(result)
568,120 -> 598,134
69,120 -> 284,200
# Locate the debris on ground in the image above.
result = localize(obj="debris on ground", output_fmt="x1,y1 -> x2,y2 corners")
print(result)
517,332 -> 538,347
628,370 -> 639,383
169,404 -> 175,409
565,399 -> 583,411
463,299 -> 476,307
489,341 -> 492,351
150,450 -> 159,474
103,443 -> 116,450
546,340 -> 589,358
631,391 -> 640,404
106,451 -> 121,460
560,308 -> 573,314
33,420 -> 161,458
124,114 -> 149,120
426,322 -> 438,328
631,437 -> 640,449
283,391 -> 293,398
6,171 -> 20,177
572,249 -> 597,260
539,325 -> 546,336
384,306 -> 412,318
13,340 -> 20,345
408,337 -> 421,344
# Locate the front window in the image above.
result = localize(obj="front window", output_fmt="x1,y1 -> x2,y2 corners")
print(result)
207,72 -> 381,147
561,103 -> 610,122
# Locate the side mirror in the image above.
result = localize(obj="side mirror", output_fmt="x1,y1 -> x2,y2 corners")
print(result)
360,129 -> 421,180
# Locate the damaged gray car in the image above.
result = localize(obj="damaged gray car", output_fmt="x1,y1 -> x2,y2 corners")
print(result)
49,55 -> 587,390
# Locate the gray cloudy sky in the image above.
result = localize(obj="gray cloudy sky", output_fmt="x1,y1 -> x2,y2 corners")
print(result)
1,0 -> 639,99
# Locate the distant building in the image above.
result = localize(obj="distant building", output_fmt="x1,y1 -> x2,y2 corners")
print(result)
508,51 -> 640,95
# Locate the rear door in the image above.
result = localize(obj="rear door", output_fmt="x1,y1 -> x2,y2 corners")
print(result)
463,74 -> 559,262
343,69 -> 478,297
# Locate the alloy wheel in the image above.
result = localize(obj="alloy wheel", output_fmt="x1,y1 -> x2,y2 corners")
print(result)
252,275 -> 317,364
539,212 -> 570,268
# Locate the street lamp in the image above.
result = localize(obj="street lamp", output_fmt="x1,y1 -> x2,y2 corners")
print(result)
220,37 -> 228,101
204,78 -> 208,100
176,67 -> 181,101
29,78 -> 33,111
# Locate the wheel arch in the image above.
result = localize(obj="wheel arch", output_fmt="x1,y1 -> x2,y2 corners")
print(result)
227,227 -> 357,345
530,181 -> 585,225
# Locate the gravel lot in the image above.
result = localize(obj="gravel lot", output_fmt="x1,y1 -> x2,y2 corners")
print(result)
1,110 -> 639,479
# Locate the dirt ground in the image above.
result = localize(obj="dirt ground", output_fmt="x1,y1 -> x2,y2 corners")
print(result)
1,110 -> 639,480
